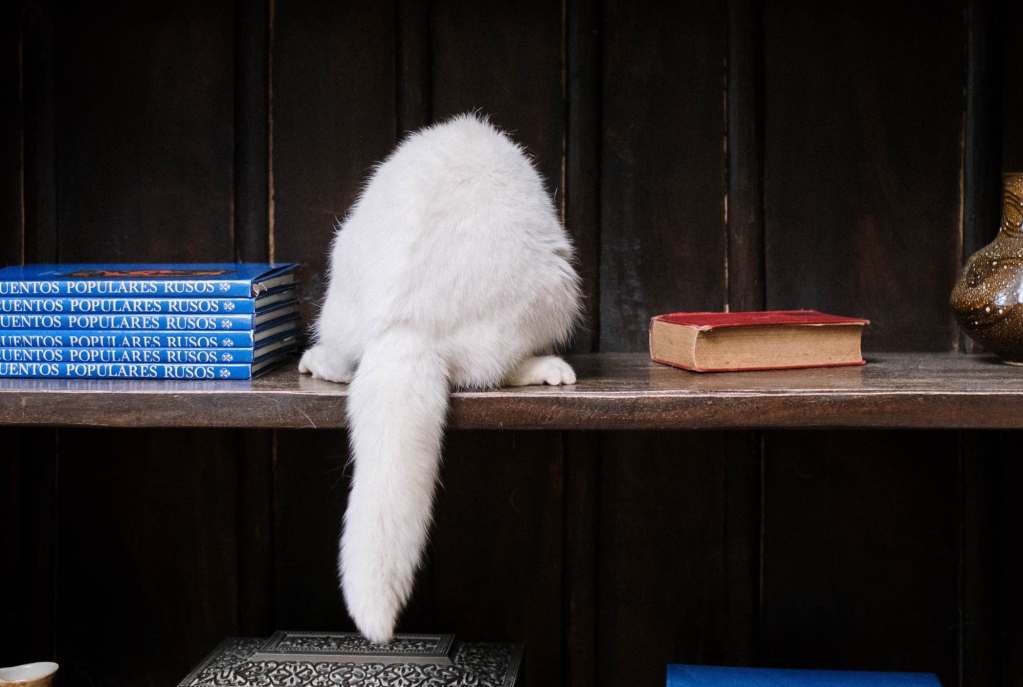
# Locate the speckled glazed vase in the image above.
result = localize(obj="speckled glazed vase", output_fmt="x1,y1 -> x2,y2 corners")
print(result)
952,172 -> 1023,364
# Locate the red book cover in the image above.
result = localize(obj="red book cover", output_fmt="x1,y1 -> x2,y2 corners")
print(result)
649,309 -> 870,372
652,309 -> 870,330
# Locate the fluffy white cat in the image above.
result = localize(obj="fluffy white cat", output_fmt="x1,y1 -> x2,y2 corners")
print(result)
298,113 -> 581,642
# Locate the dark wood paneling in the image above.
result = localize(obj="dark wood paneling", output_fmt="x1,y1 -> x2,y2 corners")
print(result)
963,0 -> 1003,260
597,432 -> 759,687
21,0 -> 56,263
960,432 -> 998,687
431,0 -> 563,193
600,0 -> 728,351
761,432 -> 960,684
0,430 -> 57,667
1003,0 -> 1023,171
727,0 -> 765,312
763,0 -> 964,351
566,0 -> 601,353
420,432 -> 565,687
235,0 -> 271,263
271,0 -> 397,324
272,430 -> 353,630
53,0 -> 234,262
997,434 -> 1023,686
0,1 -> 20,263
57,430 -> 240,687
397,0 -> 431,136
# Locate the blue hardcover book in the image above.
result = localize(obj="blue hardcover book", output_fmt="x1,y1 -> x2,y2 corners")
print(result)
0,288 -> 296,314
0,318 -> 298,348
0,335 -> 297,364
0,302 -> 298,330
0,353 -> 294,379
667,666 -> 941,687
0,263 -> 297,298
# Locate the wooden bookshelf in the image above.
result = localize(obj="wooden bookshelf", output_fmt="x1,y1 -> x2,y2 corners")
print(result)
1,352 -> 1021,430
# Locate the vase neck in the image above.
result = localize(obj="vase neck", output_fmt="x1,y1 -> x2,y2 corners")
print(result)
1002,173 -> 1023,238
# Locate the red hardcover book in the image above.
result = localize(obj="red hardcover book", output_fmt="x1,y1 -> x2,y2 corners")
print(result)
649,309 -> 869,372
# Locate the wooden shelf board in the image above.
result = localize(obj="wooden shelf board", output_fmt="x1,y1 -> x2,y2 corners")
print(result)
1,352 -> 1021,430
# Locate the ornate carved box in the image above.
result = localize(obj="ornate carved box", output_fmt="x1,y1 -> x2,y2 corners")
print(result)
177,632 -> 523,687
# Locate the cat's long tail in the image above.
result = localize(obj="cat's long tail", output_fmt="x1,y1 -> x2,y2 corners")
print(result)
340,327 -> 449,642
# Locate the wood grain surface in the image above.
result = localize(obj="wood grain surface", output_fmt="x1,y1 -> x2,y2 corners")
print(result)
2,353 -> 1023,430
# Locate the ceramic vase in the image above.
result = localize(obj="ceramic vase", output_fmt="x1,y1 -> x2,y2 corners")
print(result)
951,172 -> 1023,363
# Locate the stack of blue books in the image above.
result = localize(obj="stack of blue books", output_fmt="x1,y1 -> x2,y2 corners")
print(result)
667,666 -> 941,687
0,263 -> 300,379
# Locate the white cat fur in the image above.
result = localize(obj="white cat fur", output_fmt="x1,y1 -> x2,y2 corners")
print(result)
298,113 -> 581,642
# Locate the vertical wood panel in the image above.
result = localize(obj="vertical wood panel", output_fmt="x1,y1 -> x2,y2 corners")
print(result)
0,1 -> 20,263
420,432 -> 565,687
53,1 -> 234,261
235,0 -> 271,263
0,430 -> 58,668
597,432 -> 759,687
271,0 -> 396,324
397,0 -> 431,136
960,432 -> 998,687
272,431 -> 352,630
21,0 -> 55,263
763,0 -> 964,351
600,0 -> 727,352
962,0 -> 1003,261
432,0 -> 563,192
1003,0 -> 1023,171
761,432 -> 960,685
727,0 -> 765,312
566,0 -> 601,353
996,434 -> 1023,685
58,430 -> 240,687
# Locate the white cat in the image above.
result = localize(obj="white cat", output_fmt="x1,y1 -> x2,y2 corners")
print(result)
298,113 -> 581,642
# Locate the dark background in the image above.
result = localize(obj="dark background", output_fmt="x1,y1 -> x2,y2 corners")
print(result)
1,0 -> 1021,686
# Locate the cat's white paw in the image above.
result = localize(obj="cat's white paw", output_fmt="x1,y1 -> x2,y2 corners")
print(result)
298,345 -> 354,383
504,355 -> 577,386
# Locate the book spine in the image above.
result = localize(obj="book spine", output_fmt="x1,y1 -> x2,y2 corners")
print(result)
0,362 -> 254,379
0,330 -> 257,348
0,348 -> 255,364
0,297 -> 257,314
0,279 -> 252,297
0,313 -> 255,330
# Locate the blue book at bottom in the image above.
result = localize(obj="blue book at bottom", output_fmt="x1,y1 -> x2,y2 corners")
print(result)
0,351 -> 294,380
668,666 -> 940,687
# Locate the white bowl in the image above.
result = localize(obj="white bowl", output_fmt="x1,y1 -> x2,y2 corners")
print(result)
0,662 -> 59,686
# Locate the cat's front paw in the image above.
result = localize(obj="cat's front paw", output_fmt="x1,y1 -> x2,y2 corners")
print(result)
298,345 -> 354,384
504,355 -> 577,386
